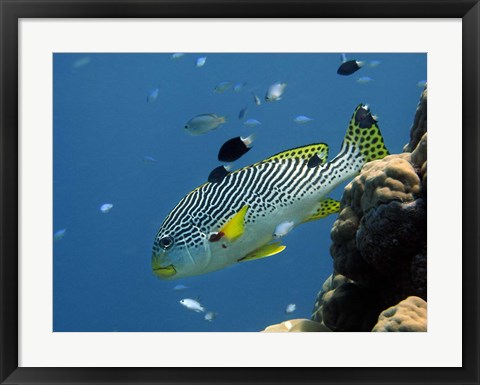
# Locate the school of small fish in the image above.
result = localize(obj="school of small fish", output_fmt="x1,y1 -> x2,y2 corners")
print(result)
148,53 -> 400,322
60,53 -> 422,325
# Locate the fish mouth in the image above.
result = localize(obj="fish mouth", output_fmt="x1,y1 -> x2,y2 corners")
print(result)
152,263 -> 177,279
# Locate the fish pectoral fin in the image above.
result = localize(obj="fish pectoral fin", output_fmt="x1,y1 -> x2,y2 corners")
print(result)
238,242 -> 286,263
303,198 -> 341,223
218,205 -> 249,242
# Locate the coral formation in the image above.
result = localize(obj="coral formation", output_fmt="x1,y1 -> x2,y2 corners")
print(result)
312,274 -> 385,332
310,89 -> 427,332
403,86 -> 427,153
262,318 -> 331,332
372,296 -> 427,332
263,89 -> 427,333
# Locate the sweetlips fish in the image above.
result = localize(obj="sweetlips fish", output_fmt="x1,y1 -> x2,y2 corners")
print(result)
152,104 -> 389,280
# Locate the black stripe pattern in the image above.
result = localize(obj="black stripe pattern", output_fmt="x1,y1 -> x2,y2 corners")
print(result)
152,104 -> 388,257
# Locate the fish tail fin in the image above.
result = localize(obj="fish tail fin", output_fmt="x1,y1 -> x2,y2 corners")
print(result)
330,104 -> 389,182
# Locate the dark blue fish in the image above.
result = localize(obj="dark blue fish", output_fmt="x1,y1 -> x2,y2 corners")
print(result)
337,60 -> 364,76
218,134 -> 255,162
208,165 -> 231,183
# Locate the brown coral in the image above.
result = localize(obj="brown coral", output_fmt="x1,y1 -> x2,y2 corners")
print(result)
311,274 -> 349,327
322,91 -> 427,331
331,150 -> 427,305
312,274 -> 386,332
372,296 -> 427,332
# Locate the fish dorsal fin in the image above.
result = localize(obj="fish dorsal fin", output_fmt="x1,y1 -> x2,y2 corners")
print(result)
226,143 -> 329,179
218,205 -> 249,241
261,143 -> 329,164
303,198 -> 341,223
238,242 -> 286,263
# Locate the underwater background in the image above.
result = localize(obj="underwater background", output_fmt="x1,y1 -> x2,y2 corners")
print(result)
53,53 -> 426,332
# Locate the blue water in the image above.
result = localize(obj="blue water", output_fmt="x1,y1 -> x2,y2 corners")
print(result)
53,53 -> 426,332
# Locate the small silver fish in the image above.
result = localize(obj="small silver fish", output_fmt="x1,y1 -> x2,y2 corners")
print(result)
204,311 -> 217,322
195,56 -> 207,67
184,114 -> 227,135
369,60 -> 381,67
233,82 -> 247,92
53,228 -> 67,241
142,155 -> 158,163
293,115 -> 314,124
252,93 -> 261,106
265,82 -> 287,102
357,76 -> 373,84
72,56 -> 91,69
285,303 -> 296,314
243,118 -> 261,127
273,221 -> 295,238
147,87 -> 160,103
179,298 -> 205,313
173,284 -> 189,291
214,81 -> 233,93
171,53 -> 185,60
100,203 -> 113,213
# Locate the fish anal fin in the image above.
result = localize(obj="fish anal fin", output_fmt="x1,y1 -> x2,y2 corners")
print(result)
238,242 -> 286,263
261,143 -> 329,164
303,198 -> 341,223
218,205 -> 249,242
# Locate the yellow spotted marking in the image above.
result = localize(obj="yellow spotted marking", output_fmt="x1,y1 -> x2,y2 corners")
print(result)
344,105 -> 389,163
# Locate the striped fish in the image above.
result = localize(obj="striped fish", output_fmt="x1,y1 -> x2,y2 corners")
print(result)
152,104 -> 388,280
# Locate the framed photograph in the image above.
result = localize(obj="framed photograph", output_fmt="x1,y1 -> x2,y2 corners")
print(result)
1,0 -> 478,384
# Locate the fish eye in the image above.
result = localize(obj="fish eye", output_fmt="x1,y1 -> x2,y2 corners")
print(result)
159,236 -> 174,249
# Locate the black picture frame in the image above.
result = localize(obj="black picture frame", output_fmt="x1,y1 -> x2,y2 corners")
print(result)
1,1 -> 478,384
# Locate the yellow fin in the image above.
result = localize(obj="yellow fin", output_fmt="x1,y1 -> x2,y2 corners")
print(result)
218,205 -> 249,241
342,104 -> 389,162
261,143 -> 329,164
303,198 -> 341,223
238,242 -> 286,263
